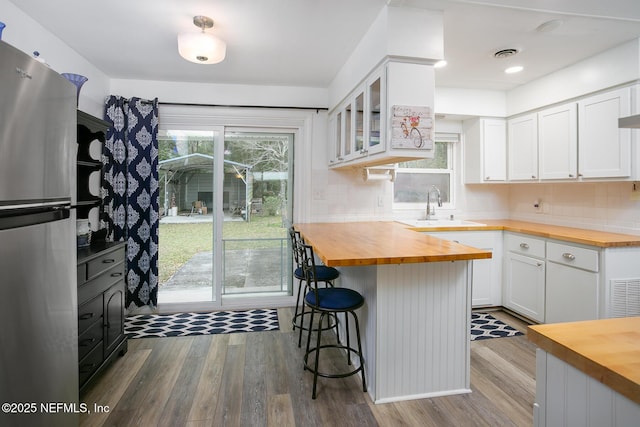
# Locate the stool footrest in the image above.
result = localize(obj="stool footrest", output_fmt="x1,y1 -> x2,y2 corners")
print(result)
292,311 -> 338,332
303,344 -> 365,380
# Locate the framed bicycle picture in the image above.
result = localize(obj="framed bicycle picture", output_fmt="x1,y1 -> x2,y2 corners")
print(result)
391,105 -> 434,150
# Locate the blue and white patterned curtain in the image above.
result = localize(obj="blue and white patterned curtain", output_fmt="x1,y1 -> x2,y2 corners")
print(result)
102,96 -> 159,309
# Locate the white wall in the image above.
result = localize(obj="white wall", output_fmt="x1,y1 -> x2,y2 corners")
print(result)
506,38 -> 640,116
110,79 -> 328,109
435,87 -> 507,118
0,0 -> 110,117
328,5 -> 444,110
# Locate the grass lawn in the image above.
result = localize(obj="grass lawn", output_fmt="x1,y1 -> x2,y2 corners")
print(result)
158,215 -> 287,284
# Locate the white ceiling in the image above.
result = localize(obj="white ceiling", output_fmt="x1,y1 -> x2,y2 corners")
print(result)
9,0 -> 640,92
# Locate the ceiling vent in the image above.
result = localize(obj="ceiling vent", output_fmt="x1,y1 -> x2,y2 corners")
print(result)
493,48 -> 519,59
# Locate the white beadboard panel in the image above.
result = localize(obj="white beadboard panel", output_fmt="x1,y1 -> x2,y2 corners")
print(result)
374,261 -> 471,402
538,351 -> 640,427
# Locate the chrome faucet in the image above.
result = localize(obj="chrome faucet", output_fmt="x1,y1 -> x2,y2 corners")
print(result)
426,185 -> 442,220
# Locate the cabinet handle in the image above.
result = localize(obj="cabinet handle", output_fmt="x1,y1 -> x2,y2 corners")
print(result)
569,174 -> 574,178
485,176 -> 490,180
453,240 -> 460,243
531,175 -> 536,179
79,338 -> 96,347
537,262 -> 543,267
562,252 -> 576,260
79,313 -> 94,320
519,243 -> 529,249
102,258 -> 115,264
111,272 -> 123,277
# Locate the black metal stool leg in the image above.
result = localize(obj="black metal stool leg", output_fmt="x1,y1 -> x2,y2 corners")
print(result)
345,312 -> 351,365
297,295 -> 307,347
292,277 -> 304,331
352,310 -> 367,392
312,311 -> 327,399
304,308 -> 316,369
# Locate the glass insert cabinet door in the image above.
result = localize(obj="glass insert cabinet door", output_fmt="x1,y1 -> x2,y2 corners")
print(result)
156,128 -> 293,305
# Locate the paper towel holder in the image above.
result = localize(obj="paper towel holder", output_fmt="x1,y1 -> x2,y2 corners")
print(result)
362,166 -> 396,183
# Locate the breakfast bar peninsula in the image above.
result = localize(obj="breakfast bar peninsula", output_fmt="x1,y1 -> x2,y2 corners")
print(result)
294,221 -> 492,403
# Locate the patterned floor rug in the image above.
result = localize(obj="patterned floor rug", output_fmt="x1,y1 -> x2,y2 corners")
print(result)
125,309 -> 279,339
471,312 -> 524,341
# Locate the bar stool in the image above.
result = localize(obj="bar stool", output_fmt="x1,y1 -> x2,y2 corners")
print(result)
299,242 -> 366,399
289,227 -> 340,347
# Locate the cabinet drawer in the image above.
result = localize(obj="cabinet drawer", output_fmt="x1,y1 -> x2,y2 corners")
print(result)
79,340 -> 103,387
78,320 -> 103,361
78,294 -> 103,334
87,247 -> 125,280
78,262 -> 125,305
77,264 -> 87,286
547,242 -> 599,272
505,233 -> 545,258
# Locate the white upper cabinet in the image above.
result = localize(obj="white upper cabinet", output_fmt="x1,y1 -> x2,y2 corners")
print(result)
329,61 -> 436,169
465,85 -> 637,184
328,110 -> 344,165
538,102 -> 578,180
365,74 -> 384,157
578,87 -> 632,179
508,113 -> 538,181
463,118 -> 507,183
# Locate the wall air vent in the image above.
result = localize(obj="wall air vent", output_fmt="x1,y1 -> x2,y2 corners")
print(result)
493,48 -> 519,59
610,278 -> 640,317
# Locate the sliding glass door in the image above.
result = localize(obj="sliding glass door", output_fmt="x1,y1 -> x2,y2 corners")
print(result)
156,126 -> 293,307
221,131 -> 293,298
157,129 -> 219,303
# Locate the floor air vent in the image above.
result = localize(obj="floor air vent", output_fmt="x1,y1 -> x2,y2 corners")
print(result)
610,279 -> 640,317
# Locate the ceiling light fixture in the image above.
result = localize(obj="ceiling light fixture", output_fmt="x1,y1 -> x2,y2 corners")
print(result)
505,66 -> 524,74
178,15 -> 226,64
535,19 -> 563,33
434,60 -> 447,68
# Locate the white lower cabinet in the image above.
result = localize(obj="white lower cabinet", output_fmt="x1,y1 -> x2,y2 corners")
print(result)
545,241 -> 599,323
503,233 -> 546,322
504,252 -> 546,322
425,230 -> 502,307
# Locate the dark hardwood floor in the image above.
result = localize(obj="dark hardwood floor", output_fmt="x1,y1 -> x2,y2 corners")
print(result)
80,308 -> 537,427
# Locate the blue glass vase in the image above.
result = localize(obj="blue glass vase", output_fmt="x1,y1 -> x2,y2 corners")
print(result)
61,73 -> 88,104
0,21 -> 6,40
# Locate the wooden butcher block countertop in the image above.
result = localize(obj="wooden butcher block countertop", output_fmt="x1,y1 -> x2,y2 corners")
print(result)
528,317 -> 640,405
408,219 -> 640,248
294,221 -> 492,267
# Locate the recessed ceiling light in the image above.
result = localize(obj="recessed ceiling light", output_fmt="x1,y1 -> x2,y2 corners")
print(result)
434,60 -> 447,68
505,66 -> 523,74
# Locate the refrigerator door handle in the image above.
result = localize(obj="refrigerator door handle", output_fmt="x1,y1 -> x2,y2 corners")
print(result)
0,199 -> 71,211
0,205 -> 70,230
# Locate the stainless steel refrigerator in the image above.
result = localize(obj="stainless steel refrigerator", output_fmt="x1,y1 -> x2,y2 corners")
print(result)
0,40 -> 79,426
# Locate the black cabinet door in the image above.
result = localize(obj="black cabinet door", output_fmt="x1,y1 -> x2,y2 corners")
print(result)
103,281 -> 125,356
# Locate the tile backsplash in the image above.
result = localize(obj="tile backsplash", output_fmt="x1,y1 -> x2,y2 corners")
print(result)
508,182 -> 640,235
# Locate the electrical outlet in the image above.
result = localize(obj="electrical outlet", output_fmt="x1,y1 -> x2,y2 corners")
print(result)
631,182 -> 640,201
377,195 -> 384,207
534,199 -> 542,213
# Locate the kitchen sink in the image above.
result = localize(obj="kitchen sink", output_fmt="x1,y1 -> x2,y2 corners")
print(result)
396,219 -> 486,228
